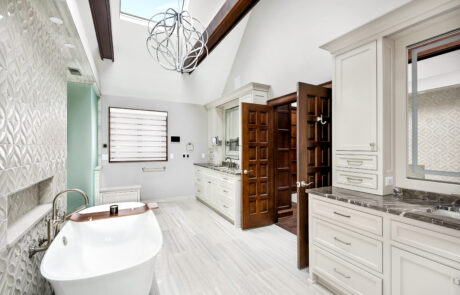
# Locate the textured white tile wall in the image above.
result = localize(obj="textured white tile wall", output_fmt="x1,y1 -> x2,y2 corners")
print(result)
408,85 -> 460,183
0,0 -> 68,293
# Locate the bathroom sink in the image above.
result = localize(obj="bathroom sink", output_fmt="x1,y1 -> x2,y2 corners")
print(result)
40,202 -> 163,295
429,208 -> 460,219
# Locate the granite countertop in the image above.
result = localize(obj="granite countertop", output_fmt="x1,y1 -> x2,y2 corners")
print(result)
194,163 -> 242,176
306,186 -> 460,231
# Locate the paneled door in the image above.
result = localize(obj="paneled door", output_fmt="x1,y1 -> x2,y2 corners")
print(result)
297,82 -> 332,268
392,247 -> 460,295
241,103 -> 274,229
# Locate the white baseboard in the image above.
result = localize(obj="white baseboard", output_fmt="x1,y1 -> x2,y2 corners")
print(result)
143,195 -> 195,203
291,193 -> 297,203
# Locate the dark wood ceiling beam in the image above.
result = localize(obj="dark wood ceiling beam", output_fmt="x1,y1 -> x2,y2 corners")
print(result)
89,0 -> 114,61
185,0 -> 259,72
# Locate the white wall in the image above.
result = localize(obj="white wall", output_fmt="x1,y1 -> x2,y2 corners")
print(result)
100,95 -> 208,200
224,0 -> 411,96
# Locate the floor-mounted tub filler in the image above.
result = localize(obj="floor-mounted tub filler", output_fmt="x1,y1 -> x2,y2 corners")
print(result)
40,202 -> 163,295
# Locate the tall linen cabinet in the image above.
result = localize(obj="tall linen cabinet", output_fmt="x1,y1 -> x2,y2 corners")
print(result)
326,38 -> 394,195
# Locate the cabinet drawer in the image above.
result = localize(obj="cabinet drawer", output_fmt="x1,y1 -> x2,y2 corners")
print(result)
336,170 -> 378,190
312,218 -> 383,272
220,176 -> 235,190
391,221 -> 460,263
219,194 -> 234,218
195,184 -> 204,198
336,154 -> 377,171
101,191 -> 138,204
312,199 -> 382,236
195,174 -> 205,184
312,245 -> 382,295
218,186 -> 234,198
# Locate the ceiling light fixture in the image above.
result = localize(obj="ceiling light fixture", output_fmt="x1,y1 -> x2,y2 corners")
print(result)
49,16 -> 63,25
146,0 -> 208,74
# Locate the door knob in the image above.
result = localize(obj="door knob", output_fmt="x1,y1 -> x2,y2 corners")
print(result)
243,170 -> 253,175
296,181 -> 314,188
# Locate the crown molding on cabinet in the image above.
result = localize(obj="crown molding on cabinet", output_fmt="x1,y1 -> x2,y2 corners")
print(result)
205,82 -> 270,109
320,0 -> 460,55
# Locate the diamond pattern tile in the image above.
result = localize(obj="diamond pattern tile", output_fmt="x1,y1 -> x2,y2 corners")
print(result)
408,85 -> 460,183
0,0 -> 69,293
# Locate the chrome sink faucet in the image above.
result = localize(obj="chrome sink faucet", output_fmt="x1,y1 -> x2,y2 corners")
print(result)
225,157 -> 234,169
393,187 -> 403,199
29,189 -> 89,258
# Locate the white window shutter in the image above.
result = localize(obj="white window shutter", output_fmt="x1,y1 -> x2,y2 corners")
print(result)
109,107 -> 168,162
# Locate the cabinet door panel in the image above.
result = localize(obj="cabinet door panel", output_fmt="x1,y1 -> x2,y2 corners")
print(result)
392,247 -> 460,295
335,41 -> 377,151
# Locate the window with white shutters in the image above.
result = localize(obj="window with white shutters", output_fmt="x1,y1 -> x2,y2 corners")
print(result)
109,107 -> 168,162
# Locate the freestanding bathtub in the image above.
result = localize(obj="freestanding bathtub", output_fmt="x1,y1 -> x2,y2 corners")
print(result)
40,202 -> 163,295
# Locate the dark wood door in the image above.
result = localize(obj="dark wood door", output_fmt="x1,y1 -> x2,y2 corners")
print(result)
274,104 -> 293,221
241,103 -> 274,229
297,82 -> 332,269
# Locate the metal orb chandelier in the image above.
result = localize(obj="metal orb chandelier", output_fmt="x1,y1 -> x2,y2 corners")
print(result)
146,1 -> 208,74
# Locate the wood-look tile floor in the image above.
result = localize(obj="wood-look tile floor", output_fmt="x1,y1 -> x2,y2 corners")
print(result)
151,198 -> 332,295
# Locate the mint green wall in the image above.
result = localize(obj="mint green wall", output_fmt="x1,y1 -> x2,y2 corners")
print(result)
67,82 -> 98,212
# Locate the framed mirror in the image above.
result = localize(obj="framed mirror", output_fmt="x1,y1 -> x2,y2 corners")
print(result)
406,29 -> 460,184
225,106 -> 239,159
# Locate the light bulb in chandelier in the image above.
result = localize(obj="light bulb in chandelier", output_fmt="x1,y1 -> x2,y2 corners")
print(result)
146,5 -> 208,74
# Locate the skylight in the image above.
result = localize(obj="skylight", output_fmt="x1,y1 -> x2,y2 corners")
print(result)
120,0 -> 187,21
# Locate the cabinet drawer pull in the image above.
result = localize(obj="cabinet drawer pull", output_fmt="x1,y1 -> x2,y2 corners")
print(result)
333,268 -> 351,279
346,177 -> 363,184
334,236 -> 351,246
208,181 -> 211,184
346,160 -> 363,166
223,190 -> 228,193
197,190 -> 201,193
333,211 -> 351,218
453,278 -> 460,285
197,178 -> 201,181
223,205 -> 228,208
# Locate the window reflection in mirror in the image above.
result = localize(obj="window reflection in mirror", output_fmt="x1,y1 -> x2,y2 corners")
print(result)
225,106 -> 239,159
407,29 -> 460,184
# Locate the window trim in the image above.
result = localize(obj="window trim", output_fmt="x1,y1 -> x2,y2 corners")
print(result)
108,106 -> 168,163
393,11 -> 460,194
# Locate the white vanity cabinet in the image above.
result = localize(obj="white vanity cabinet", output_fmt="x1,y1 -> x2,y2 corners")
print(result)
335,41 -> 377,152
194,165 -> 241,227
309,194 -> 460,295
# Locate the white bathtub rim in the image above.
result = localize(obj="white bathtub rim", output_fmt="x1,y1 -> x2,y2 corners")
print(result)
40,210 -> 163,282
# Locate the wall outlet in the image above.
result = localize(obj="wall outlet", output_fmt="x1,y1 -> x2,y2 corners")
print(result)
385,176 -> 393,186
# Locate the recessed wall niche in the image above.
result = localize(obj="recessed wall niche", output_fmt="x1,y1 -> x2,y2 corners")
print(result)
7,177 -> 54,226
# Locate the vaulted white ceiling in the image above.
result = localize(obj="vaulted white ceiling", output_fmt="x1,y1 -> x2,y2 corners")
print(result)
68,0 -> 412,105
69,0 -> 248,104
